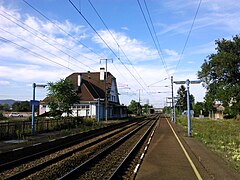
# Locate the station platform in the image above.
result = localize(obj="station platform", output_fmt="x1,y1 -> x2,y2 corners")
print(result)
136,118 -> 239,180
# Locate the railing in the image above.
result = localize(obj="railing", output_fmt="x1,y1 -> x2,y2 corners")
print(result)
0,117 -> 83,140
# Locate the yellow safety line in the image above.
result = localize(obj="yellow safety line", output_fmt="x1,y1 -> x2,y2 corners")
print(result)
166,118 -> 203,180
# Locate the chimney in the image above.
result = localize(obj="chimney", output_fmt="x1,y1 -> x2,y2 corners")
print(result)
78,74 -> 82,86
100,67 -> 105,81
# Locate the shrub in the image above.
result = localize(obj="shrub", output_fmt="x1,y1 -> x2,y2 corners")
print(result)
83,118 -> 97,126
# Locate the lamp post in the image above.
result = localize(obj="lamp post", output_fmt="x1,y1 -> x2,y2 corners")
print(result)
174,79 -> 202,137
31,83 -> 47,135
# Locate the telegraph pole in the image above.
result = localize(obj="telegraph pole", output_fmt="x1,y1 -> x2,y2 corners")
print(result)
171,76 -> 174,122
138,89 -> 141,115
100,59 -> 113,121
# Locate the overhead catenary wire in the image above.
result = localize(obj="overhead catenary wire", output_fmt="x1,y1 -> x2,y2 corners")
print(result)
87,0 -> 149,89
0,27 -> 87,72
22,0 -> 104,60
0,12 -> 95,71
137,0 -> 169,77
87,0 -> 150,97
69,0 -> 149,94
1,9 -> 98,64
0,36 -> 75,71
147,77 -> 169,87
173,0 -> 202,75
69,0 -> 118,59
143,0 -> 168,71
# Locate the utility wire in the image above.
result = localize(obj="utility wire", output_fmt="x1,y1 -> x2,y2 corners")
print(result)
137,0 -> 169,77
0,36 -> 75,71
143,0 -> 169,76
69,0 -> 149,94
22,0 -> 103,60
142,0 -> 165,62
173,0 -> 202,75
0,12 -> 95,71
2,9 -> 98,64
0,27 -> 87,71
147,77 -> 168,87
69,0 -> 118,58
87,0 -> 149,89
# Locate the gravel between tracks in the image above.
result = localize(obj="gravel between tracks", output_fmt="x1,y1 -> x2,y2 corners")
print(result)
0,122 -> 140,179
76,121 -> 154,179
24,122 -> 144,179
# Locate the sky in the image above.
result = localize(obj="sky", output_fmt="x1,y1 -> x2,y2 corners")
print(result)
0,0 -> 240,108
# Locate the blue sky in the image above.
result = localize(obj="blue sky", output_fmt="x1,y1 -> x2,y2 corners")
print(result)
0,0 -> 240,107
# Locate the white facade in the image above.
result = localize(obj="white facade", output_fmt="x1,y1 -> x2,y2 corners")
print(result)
39,71 -> 127,119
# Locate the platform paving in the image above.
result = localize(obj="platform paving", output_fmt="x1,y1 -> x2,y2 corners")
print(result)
136,118 -> 239,180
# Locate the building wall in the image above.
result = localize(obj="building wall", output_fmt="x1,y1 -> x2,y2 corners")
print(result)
39,102 -> 127,119
109,78 -> 120,104
39,104 -> 50,115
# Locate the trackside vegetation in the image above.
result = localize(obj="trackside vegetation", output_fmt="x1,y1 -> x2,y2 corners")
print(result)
177,116 -> 240,171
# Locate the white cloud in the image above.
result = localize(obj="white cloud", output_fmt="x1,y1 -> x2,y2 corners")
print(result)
0,65 -> 70,82
0,80 -> 10,85
121,26 -> 129,31
0,4 -> 94,71
189,41 -> 216,56
163,49 -> 181,64
164,49 -> 178,57
92,30 -> 158,62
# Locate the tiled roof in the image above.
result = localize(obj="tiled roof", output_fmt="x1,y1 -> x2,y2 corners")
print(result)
66,72 -> 115,102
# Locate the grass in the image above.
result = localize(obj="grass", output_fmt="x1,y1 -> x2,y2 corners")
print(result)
177,116 -> 240,171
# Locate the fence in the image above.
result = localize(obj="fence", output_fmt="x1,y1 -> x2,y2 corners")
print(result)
0,117 -> 83,140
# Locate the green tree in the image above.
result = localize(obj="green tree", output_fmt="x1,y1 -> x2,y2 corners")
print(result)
128,100 -> 142,115
142,104 -> 152,114
163,106 -> 171,116
12,101 -> 31,112
1,103 -> 10,111
198,35 -> 240,118
46,79 -> 79,117
176,85 -> 195,112
193,102 -> 208,117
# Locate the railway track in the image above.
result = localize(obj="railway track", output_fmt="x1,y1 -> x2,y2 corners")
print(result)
0,116 -> 159,179
60,117 -> 158,179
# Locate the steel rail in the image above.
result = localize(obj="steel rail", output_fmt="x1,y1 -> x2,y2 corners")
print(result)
109,119 -> 157,179
3,121 -> 142,180
59,120 -> 151,179
0,120 -> 134,170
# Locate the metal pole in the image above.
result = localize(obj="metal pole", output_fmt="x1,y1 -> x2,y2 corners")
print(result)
105,69 -> 107,122
165,97 -> 167,117
186,79 -> 191,137
97,98 -> 100,122
138,89 -> 141,115
100,59 -> 113,122
174,98 -> 176,124
171,76 -> 174,122
32,83 -> 36,135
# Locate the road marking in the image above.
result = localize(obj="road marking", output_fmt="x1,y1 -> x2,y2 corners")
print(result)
133,120 -> 158,175
134,164 -> 140,173
32,143 -> 41,146
12,147 -> 23,151
166,118 -> 203,180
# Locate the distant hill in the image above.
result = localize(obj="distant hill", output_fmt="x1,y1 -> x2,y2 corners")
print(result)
0,99 -> 16,107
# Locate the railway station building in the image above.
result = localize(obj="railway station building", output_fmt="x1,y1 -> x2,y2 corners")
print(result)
39,69 -> 127,120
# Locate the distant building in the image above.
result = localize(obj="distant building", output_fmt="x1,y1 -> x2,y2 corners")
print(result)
39,69 -> 127,119
212,104 -> 225,119
150,108 -> 163,114
182,110 -> 194,117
